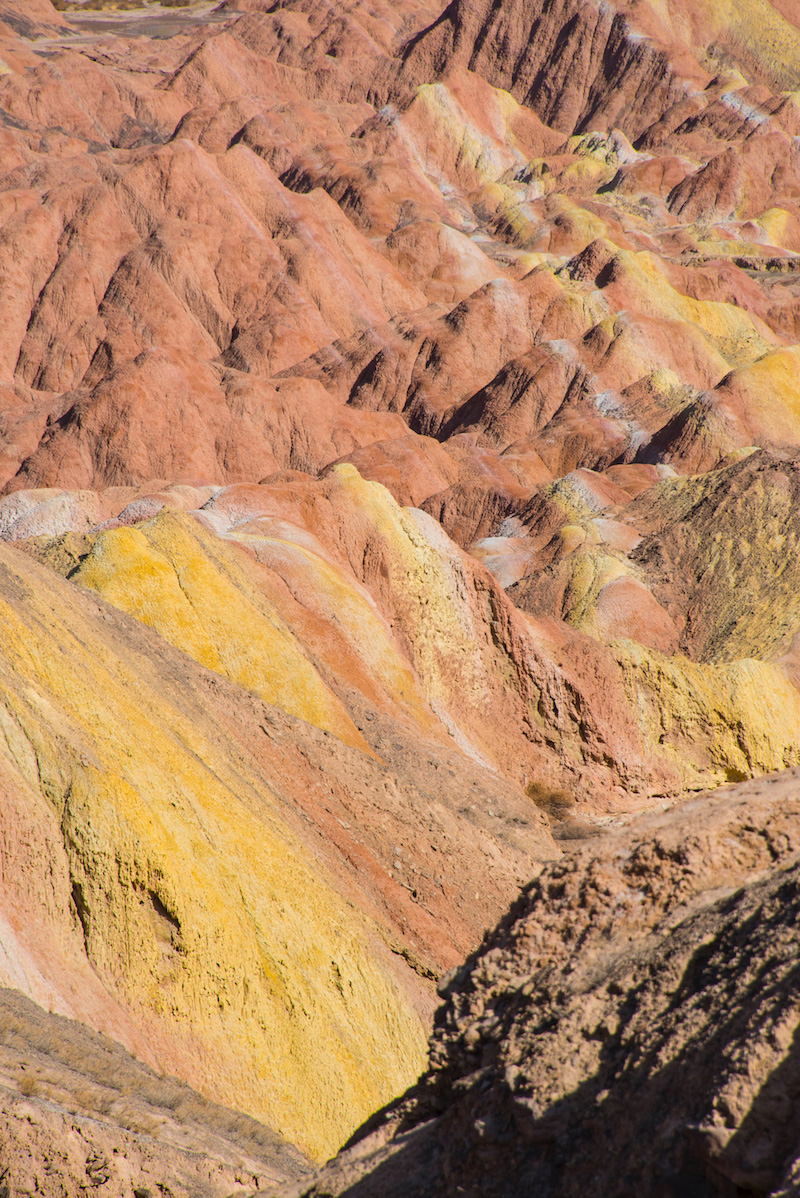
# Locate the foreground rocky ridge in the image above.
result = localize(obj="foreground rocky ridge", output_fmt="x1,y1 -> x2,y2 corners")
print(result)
2,0 -> 800,1183
0,988 -> 310,1197
278,770 -> 800,1197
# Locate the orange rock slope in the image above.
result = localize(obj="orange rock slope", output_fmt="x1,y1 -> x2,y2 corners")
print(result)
2,0 -> 800,1173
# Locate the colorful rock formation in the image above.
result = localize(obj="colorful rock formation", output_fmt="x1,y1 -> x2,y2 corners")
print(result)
2,0 -> 800,1185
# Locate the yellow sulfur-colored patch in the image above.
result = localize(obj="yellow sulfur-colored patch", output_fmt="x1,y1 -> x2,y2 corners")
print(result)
0,541 -> 426,1161
557,157 -> 617,190
604,247 -> 776,370
72,513 -> 372,754
618,643 -> 800,790
755,206 -> 795,249
718,346 -> 800,445
558,549 -> 631,632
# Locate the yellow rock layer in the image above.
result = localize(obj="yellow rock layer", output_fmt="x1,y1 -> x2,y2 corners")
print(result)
0,538 -> 426,1161
598,245 -> 777,371
719,346 -> 800,445
619,643 -> 800,789
226,523 -> 436,731
526,524 -> 800,789
71,513 -> 372,754
318,465 -> 521,762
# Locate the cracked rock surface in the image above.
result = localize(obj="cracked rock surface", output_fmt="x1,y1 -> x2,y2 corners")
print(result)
275,770 -> 800,1197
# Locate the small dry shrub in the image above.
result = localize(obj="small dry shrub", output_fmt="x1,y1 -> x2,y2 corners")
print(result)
116,1105 -> 160,1137
525,780 -> 575,822
72,1084 -> 114,1115
51,1040 -> 89,1071
174,1093 -> 206,1122
18,1075 -> 39,1097
552,822 -> 603,842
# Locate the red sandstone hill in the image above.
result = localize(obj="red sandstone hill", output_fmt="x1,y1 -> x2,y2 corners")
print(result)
1,0 -> 800,1192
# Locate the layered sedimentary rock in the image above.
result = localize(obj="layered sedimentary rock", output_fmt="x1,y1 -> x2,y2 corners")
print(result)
3,0 -> 800,1180
0,472 -> 593,1159
0,530 -> 428,1162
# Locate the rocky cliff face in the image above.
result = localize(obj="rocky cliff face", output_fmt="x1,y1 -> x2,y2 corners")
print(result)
279,770 -> 800,1197
2,0 -> 800,1188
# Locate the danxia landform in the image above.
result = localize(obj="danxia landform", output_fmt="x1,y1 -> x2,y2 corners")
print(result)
1,0 -> 800,1193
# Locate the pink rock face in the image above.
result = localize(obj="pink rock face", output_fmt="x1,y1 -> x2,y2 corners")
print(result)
400,0 -> 710,136
0,0 -> 68,37
0,0 -> 797,523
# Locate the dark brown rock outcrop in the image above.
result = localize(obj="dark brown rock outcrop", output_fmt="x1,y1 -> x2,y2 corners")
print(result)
276,770 -> 800,1197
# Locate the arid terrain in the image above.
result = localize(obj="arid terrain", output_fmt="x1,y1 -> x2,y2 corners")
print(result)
277,769 -> 800,1197
0,0 -> 799,1192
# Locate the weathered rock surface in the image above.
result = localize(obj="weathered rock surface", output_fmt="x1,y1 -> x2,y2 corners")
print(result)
276,770 -> 800,1196
0,502 -> 566,1161
4,0 -> 800,1177
11,465 -> 800,811
3,0 -> 800,517
0,987 -> 310,1197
